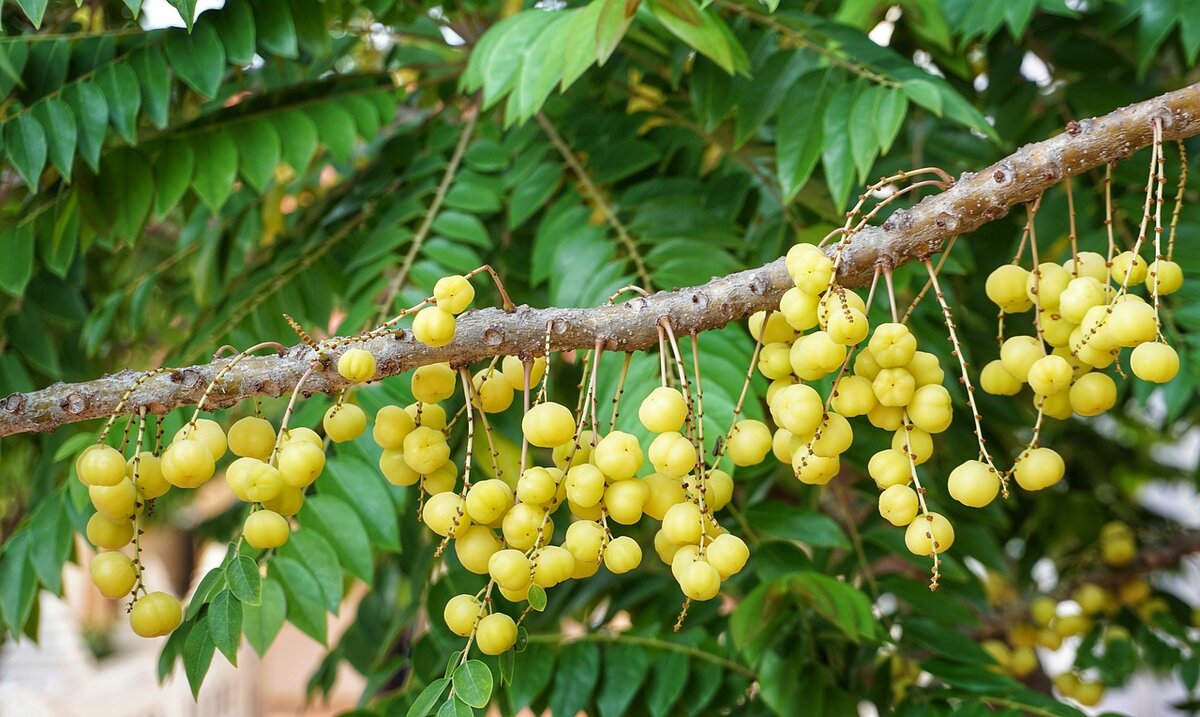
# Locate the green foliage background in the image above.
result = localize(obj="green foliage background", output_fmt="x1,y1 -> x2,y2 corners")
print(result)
1,0 -> 1200,714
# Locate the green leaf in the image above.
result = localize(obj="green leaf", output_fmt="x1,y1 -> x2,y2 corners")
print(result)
158,619 -> 192,683
474,12 -> 562,109
0,221 -> 34,297
99,148 -> 154,241
25,38 -> 69,99
213,0 -> 258,65
787,572 -> 877,642
131,47 -> 171,130
226,555 -> 262,606
167,0 -> 199,30
734,50 -> 813,147
647,0 -> 740,74
849,84 -> 880,182
902,78 -> 942,116
342,95 -> 380,140
743,504 -> 849,548
297,495 -> 374,585
155,144 -> 195,217
0,533 -> 37,635
436,698 -> 472,717
597,643 -> 650,717
251,0 -> 299,59
6,114 -> 47,189
406,678 -> 450,717
15,0 -> 48,27
508,162 -> 561,229
165,24 -> 227,100
322,457 -> 400,551
874,89 -> 907,154
291,0 -> 331,57
63,82 -> 108,174
230,120 -> 281,193
94,62 -> 141,144
183,617 -> 216,698
506,642 -> 556,711
821,82 -> 857,209
208,589 -> 243,665
527,583 -> 547,611
190,131 -> 239,211
243,578 -> 287,656
452,660 -> 493,709
277,527 -> 343,614
561,2 -> 603,89
28,496 -> 71,595
499,649 -> 515,686
506,13 -> 571,125
307,104 -> 357,163
185,566 -> 227,620
8,309 -> 61,377
595,0 -> 634,64
275,110 -> 320,173
273,556 -> 328,644
432,211 -> 491,248
647,648 -> 688,717
33,99 -> 76,182
548,641 -> 600,717
777,69 -> 834,199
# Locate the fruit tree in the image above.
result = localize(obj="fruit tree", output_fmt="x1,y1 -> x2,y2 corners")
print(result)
2,1 -> 1200,715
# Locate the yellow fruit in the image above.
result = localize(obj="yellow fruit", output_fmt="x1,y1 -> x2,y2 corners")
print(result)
1068,372 -> 1117,416
639,386 -> 690,433
785,243 -> 833,294
643,473 -> 686,520
532,545 -> 575,587
500,355 -> 547,391
433,274 -> 475,314
831,375 -> 876,417
705,533 -> 749,579
553,430 -> 594,470
476,613 -> 518,655
980,359 -> 1022,396
802,413 -> 853,458
564,520 -> 604,564
1066,251 -> 1108,281
90,551 -> 137,599
791,452 -> 839,485
678,560 -> 721,601
373,405 -> 416,449
243,509 -> 290,549
412,363 -> 458,403
648,432 -> 696,479
947,460 -> 999,508
758,343 -> 794,380
1111,250 -> 1147,285
1000,336 -> 1045,383
86,512 -> 134,549
129,592 -> 182,638
408,402 -> 449,429
594,431 -> 643,481
160,440 -> 216,488
517,467 -> 559,506
500,503 -> 543,550
379,448 -> 420,486
1030,596 -> 1057,626
986,264 -> 1033,312
891,428 -> 932,465
455,525 -> 501,574
868,449 -> 910,489
323,403 -> 366,443
853,348 -> 881,380
522,402 -> 576,448
412,306 -> 456,347
703,469 -> 734,511
779,288 -> 819,331
725,419 -> 771,466
604,535 -> 643,574
907,351 -> 945,387
77,445 -> 128,487
790,331 -> 846,380
1073,681 -> 1105,707
878,485 -> 919,526
1027,355 -> 1074,396
90,478 -> 138,519
749,310 -> 797,344
227,417 -> 276,460
903,512 -> 954,555
1009,647 -> 1037,678
174,418 -> 227,461
403,426 -> 451,474
226,457 -> 283,503
1130,342 -> 1179,383
873,368 -> 915,407
826,307 -> 870,346
1108,300 -> 1157,346
908,385 -> 952,434
444,594 -> 483,636
1026,262 -> 1072,310
1146,259 -> 1183,295
263,486 -> 305,516
337,348 -> 377,382
869,323 -> 918,368
423,462 -> 458,494
279,427 -> 323,449
1073,583 -> 1110,615
465,479 -> 515,525
604,479 -> 648,525
128,453 -> 170,500
1059,277 -> 1108,324
277,441 -> 326,488
565,464 -> 606,508
662,501 -> 703,545
771,384 -> 824,436
1012,447 -> 1064,491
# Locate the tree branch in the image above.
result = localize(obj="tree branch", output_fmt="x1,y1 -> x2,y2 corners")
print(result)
4,82 -> 1200,438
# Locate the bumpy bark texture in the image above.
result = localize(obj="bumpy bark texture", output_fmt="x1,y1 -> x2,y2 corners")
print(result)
4,81 -> 1200,438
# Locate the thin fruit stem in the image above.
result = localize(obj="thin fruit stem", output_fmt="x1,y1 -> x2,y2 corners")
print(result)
609,353 -> 633,433
463,264 -> 517,313
128,407 -> 149,603
98,368 -> 168,444
269,363 -> 318,464
1025,199 -> 1046,344
1168,140 -> 1187,261
900,235 -> 957,325
901,410 -> 941,591
520,361 -> 532,477
923,260 -> 1007,497
1065,175 -> 1079,274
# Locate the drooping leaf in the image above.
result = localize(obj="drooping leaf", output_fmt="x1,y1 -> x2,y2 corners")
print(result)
33,99 -> 76,182
62,82 -> 108,173
155,144 -> 196,217
251,0 -> 299,59
297,495 -> 374,585
744,504 -> 849,548
596,642 -> 650,717
99,148 -> 155,241
130,47 -> 172,130
548,641 -> 600,717
243,578 -> 287,656
6,114 -> 47,189
275,110 -> 320,173
452,660 -> 493,709
164,23 -> 227,99
277,527 -> 343,614
406,678 -> 450,717
226,555 -> 262,606
15,0 -> 48,28
820,81 -> 858,209
213,0 -> 258,65
167,0 -> 199,30
777,69 -> 835,200
207,589 -> 244,665
307,104 -> 357,163
321,457 -> 400,551
230,120 -> 281,193
189,131 -> 239,211
94,62 -> 142,144
272,556 -> 328,644
183,616 -> 216,699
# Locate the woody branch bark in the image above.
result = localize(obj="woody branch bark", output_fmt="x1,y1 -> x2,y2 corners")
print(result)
4,82 -> 1200,439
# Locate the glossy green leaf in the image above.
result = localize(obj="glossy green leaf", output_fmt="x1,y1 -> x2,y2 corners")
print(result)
99,148 -> 154,241
744,504 -> 849,548
343,95 -> 381,140
406,678 -> 450,717
94,63 -> 141,144
733,50 -> 813,147
647,649 -> 689,717
431,211 -> 491,248
252,0 -> 299,59
167,0 -> 199,30
787,572 -> 877,643
297,495 -> 374,585
560,2 -> 604,89
452,660 -> 493,709
27,495 -> 71,595
475,12 -> 562,110
548,641 -> 600,717
902,78 -> 942,116
6,114 -> 47,189
508,162 -> 561,229
321,457 -> 400,551
436,698 -> 472,717
527,583 -> 547,611
277,528 -> 342,614
155,144 -> 195,217
185,566 -> 227,620
165,24 -> 227,99
214,0 -> 258,64
874,89 -> 908,154
820,82 -> 857,209
307,104 -> 357,162
777,69 -> 835,199
208,589 -> 243,665
273,556 -> 328,644
243,578 -> 287,656
275,110 -> 320,173
183,616 -> 216,699
595,0 -> 634,65
506,642 -> 556,712
597,643 -> 650,717
33,99 -> 76,182
131,47 -> 171,129
506,13 -> 572,125
189,131 -> 239,211
849,83 -> 881,182
226,555 -> 262,606
647,0 -> 741,74
62,82 -> 108,174
25,38 -> 68,100
15,0 -> 48,27
231,120 -> 281,193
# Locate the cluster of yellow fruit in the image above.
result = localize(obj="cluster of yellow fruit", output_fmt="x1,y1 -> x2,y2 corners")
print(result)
748,243 -> 962,559
983,249 -> 1182,410
409,274 -> 476,348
